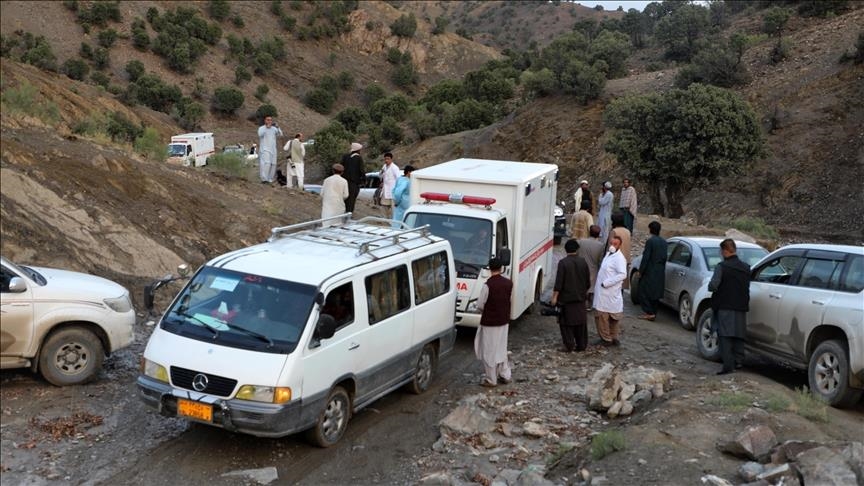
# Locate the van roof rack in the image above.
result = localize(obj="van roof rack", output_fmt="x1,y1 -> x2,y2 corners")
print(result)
268,214 -> 434,259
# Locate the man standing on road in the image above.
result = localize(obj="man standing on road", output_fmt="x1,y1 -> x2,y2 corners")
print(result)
574,180 -> 594,215
578,225 -> 605,310
342,142 -> 365,213
708,239 -> 750,375
637,221 -> 666,321
320,163 -> 349,227
283,133 -> 306,190
593,235 -> 627,346
570,200 -> 594,239
618,178 -> 637,234
257,116 -> 283,184
551,240 -> 592,352
392,164 -> 415,227
475,257 -> 513,388
597,181 -> 614,242
379,152 -> 401,210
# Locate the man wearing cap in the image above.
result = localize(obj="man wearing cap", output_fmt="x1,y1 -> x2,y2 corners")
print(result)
321,163 -> 349,227
342,142 -> 365,213
597,181 -> 614,242
391,164 -> 415,227
551,239 -> 592,352
475,257 -> 513,388
574,180 -> 594,215
283,132 -> 306,190
618,178 -> 637,234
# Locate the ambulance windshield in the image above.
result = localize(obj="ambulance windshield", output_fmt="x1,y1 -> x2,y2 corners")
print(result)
404,213 -> 491,279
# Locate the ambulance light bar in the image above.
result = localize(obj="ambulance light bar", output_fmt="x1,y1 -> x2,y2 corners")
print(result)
420,192 -> 496,206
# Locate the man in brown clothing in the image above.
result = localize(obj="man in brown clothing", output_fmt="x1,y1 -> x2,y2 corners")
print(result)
551,239 -> 592,352
578,225 -> 605,310
569,199 -> 594,240
475,257 -> 513,387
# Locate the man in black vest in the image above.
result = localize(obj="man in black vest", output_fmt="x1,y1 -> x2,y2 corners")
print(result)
475,257 -> 514,387
551,239 -> 592,352
708,238 -> 751,375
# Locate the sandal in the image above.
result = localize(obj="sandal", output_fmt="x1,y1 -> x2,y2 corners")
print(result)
638,314 -> 656,321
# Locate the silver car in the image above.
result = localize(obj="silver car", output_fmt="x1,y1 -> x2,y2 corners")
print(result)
697,244 -> 864,407
303,172 -> 384,205
631,237 -> 769,330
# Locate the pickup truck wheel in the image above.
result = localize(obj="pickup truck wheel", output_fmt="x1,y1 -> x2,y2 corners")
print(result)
407,344 -> 435,394
306,386 -> 350,447
696,310 -> 720,362
808,340 -> 863,408
38,327 -> 104,386
629,272 -> 641,305
678,293 -> 695,330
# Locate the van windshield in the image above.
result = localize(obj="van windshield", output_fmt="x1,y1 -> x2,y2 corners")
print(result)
168,144 -> 187,157
161,266 -> 316,354
404,213 -> 491,279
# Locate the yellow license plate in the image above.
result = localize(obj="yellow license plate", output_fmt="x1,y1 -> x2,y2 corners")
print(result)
177,399 -> 213,422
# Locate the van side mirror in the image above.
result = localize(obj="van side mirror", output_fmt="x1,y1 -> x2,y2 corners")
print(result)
316,314 -> 337,340
177,263 -> 190,277
497,248 -> 512,267
8,277 -> 27,293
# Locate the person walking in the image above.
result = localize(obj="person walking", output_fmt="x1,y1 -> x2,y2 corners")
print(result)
569,200 -> 594,240
618,178 -> 637,234
609,211 -> 632,292
475,257 -> 513,388
320,163 -> 349,227
593,235 -> 628,346
283,133 -> 306,190
379,152 -> 401,209
342,142 -> 365,213
392,164 -> 415,227
257,116 -> 283,184
597,181 -> 613,242
637,221 -> 666,321
577,225 -> 605,310
551,240 -> 592,352
708,239 -> 750,375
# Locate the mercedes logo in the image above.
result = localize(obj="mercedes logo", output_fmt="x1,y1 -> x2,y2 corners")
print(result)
192,373 -> 209,392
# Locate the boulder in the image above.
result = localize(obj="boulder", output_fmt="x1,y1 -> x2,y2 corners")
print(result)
718,425 -> 778,461
738,461 -> 764,482
607,401 -> 623,418
795,446 -> 859,486
699,474 -> 733,486
440,394 -> 497,435
220,467 -> 278,485
756,463 -> 792,482
619,401 -> 634,417
619,383 -> 636,401
418,471 -> 453,486
522,421 -> 549,438
587,363 -> 617,411
631,389 -> 653,409
840,442 -> 864,480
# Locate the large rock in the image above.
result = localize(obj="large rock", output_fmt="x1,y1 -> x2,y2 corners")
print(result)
756,463 -> 792,483
619,366 -> 675,392
770,440 -> 821,464
738,462 -> 764,482
439,394 -> 497,435
522,421 -> 549,438
418,471 -> 453,485
840,442 -> 864,481
630,389 -> 653,409
795,446 -> 859,486
619,383 -> 636,401
718,425 -> 778,461
586,363 -> 617,411
700,474 -> 734,486
220,467 -> 278,485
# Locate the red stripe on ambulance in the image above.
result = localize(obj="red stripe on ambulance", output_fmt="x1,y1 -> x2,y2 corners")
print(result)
519,239 -> 553,273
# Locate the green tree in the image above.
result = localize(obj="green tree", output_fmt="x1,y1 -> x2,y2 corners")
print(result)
254,84 -> 270,102
208,0 -> 231,21
97,28 -> 118,48
131,18 -> 150,51
655,3 -> 711,61
621,9 -> 650,48
391,62 -> 418,87
173,96 -> 205,130
762,7 -> 791,63
369,95 -> 410,123
520,68 -> 556,98
335,106 -> 370,134
125,59 -> 145,81
421,80 -> 467,112
255,104 -> 279,121
310,121 -> 351,168
363,83 -> 387,107
234,65 -> 251,85
92,47 -> 110,70
560,59 -> 605,103
212,86 -> 244,115
539,32 -> 589,84
407,105 -> 438,140
62,58 -> 90,80
337,71 -> 355,90
675,34 -> 754,88
432,16 -> 449,35
589,30 -> 631,78
390,13 -> 417,38
304,87 -> 337,114
604,83 -> 766,217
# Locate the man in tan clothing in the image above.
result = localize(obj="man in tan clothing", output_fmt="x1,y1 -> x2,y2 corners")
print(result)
569,200 -> 594,240
608,211 -> 632,290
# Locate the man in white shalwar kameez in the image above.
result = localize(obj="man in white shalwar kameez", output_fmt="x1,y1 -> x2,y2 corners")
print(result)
257,116 -> 283,183
320,164 -> 349,227
475,258 -> 514,387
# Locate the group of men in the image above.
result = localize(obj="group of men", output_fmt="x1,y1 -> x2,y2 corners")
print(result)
256,115 -> 307,189
570,179 -> 638,242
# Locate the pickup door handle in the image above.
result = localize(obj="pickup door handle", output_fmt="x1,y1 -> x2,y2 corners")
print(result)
348,342 -> 359,350
677,271 -> 685,277
769,293 -> 782,299
811,300 -> 825,306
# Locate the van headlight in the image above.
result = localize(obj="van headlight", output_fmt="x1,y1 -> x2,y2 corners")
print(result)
236,385 -> 292,404
141,358 -> 169,383
104,294 -> 132,313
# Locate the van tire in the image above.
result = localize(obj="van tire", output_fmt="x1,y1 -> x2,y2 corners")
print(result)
39,327 -> 104,386
407,344 -> 435,394
525,274 -> 543,315
306,386 -> 351,448
808,340 -> 862,408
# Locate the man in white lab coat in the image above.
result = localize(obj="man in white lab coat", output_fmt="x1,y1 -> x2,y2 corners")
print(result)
592,234 -> 627,346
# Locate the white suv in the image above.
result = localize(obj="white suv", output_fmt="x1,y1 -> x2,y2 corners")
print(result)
697,244 -> 864,407
1,256 -> 135,385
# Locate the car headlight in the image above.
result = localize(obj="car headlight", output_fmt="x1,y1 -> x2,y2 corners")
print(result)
554,207 -> 564,217
141,358 -> 169,383
104,294 -> 132,313
235,385 -> 292,404
465,301 -> 481,313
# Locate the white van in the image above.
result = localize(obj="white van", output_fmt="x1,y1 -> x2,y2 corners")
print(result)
137,216 -> 457,446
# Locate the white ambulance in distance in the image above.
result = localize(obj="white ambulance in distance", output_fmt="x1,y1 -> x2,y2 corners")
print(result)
402,158 -> 558,327
137,216 -> 457,446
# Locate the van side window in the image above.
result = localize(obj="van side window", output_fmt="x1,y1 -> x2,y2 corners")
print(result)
365,266 -> 411,324
412,252 -> 450,304
322,282 -> 355,331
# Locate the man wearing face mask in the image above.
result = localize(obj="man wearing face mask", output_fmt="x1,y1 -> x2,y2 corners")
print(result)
592,234 -> 628,346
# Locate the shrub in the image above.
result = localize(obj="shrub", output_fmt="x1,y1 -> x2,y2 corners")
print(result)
125,73 -> 183,112
771,38 -> 792,64
379,115 -> 404,144
253,51 -> 275,75
0,81 -> 60,123
212,86 -> 244,115
62,59 -> 90,81
432,16 -> 449,35
337,71 -> 354,90
16,33 -> 58,71
80,42 -> 93,59
280,15 -> 297,32
232,16 -> 244,28
335,106 -> 369,134
520,68 -> 556,97
391,62 -> 418,87
390,13 -> 417,38
304,87 -> 336,114
255,104 -> 279,120
131,18 -> 150,50
560,59 -> 605,103
271,0 -> 283,16
91,71 -> 110,87
92,47 -> 110,70
97,28 -> 118,48
234,65 -> 251,85
309,121 -> 351,168
386,47 -> 404,64
208,0 -> 231,21
797,0 -> 849,18
421,80 -> 467,112
146,7 -> 159,25
125,60 -> 145,81
590,431 -> 625,460
134,127 -> 168,161
369,95 -> 410,123
439,99 -> 494,133
173,97 -> 205,130
407,105 -> 438,140
77,1 -> 122,28
254,84 -> 270,102
151,7 -> 222,73
207,152 -> 247,178
106,111 -> 142,142
363,83 -> 386,107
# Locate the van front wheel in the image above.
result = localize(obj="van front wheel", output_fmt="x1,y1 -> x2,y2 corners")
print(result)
407,344 -> 435,394
306,386 -> 350,447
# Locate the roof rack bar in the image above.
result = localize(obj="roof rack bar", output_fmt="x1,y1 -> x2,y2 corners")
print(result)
269,213 -> 352,241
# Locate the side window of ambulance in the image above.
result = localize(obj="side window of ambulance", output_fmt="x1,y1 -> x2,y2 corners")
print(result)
365,266 -> 411,324
322,282 -> 355,331
412,252 -> 450,304
495,219 -> 508,256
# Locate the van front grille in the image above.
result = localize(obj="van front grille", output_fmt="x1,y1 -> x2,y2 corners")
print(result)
170,366 -> 237,397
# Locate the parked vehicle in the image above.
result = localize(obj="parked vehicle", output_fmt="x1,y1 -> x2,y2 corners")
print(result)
167,133 -> 215,167
631,237 -> 769,330
402,158 -> 558,327
553,201 -> 567,245
138,217 -> 457,445
696,244 -> 864,407
0,256 -> 135,385
303,172 -> 383,205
